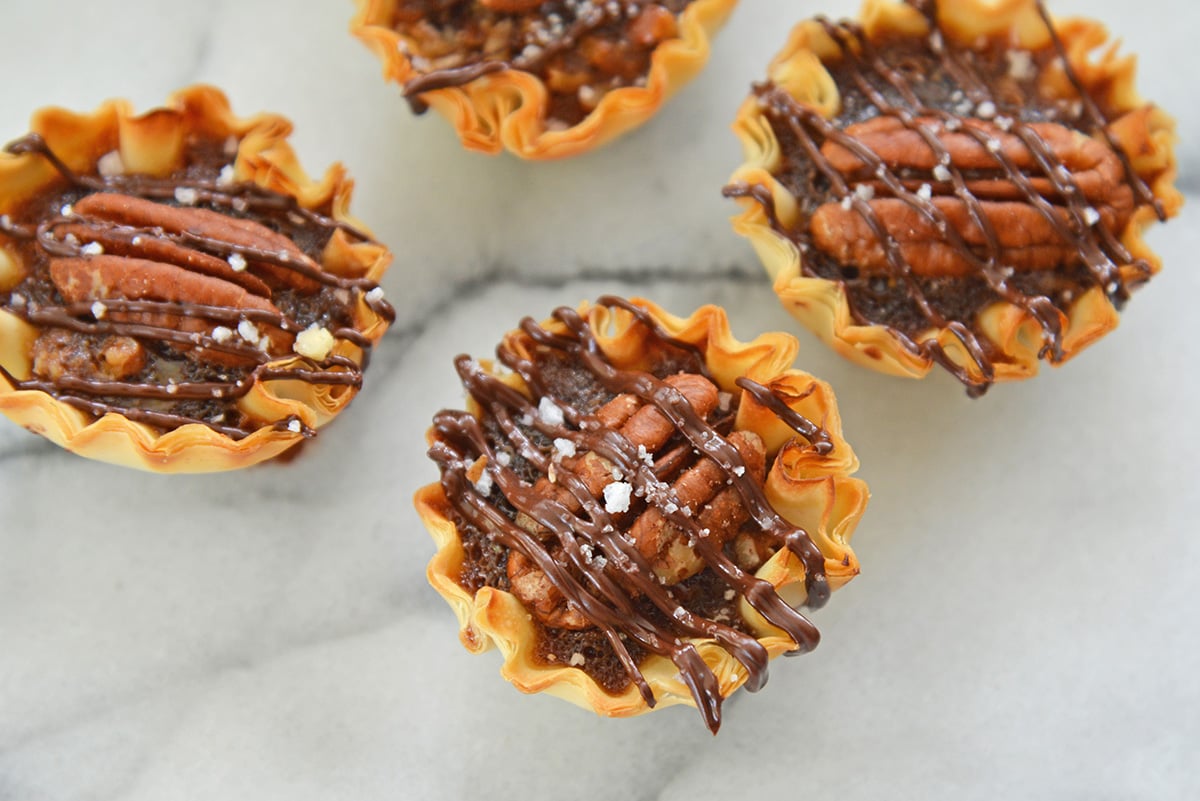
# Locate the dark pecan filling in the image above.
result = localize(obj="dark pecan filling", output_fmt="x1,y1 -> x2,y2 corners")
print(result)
725,1 -> 1166,395
393,0 -> 694,126
430,297 -> 836,733
0,134 -> 394,438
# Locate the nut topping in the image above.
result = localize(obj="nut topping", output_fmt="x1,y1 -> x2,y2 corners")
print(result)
0,128 -> 394,442
810,116 -> 1136,278
726,0 -> 1176,395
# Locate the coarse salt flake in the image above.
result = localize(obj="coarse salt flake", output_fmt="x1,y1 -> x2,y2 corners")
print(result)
1007,50 -> 1035,81
174,187 -> 199,206
917,183 -> 933,201
603,481 -> 632,514
90,301 -> 107,320
976,100 -> 997,120
217,165 -> 236,187
287,419 -> 303,434
365,286 -> 385,303
855,184 -> 875,202
538,396 -> 564,427
237,319 -> 261,344
1083,207 -> 1101,226
81,241 -> 104,256
227,253 -> 247,272
294,324 -> 335,361
553,437 -> 576,458
933,164 -> 952,182
569,652 -> 586,667
212,326 -> 233,344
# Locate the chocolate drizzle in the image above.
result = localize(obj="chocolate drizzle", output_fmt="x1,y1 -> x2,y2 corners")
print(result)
0,134 -> 395,440
726,0 -> 1166,396
391,0 -> 692,124
429,297 -> 838,733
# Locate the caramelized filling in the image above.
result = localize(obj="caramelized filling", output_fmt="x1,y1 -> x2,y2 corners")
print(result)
430,297 -> 837,733
0,134 -> 394,439
392,0 -> 695,126
725,1 -> 1165,395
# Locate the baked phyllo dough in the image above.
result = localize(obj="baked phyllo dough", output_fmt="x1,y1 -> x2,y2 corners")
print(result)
351,0 -> 738,159
726,0 -> 1180,395
417,296 -> 867,732
0,85 -> 394,472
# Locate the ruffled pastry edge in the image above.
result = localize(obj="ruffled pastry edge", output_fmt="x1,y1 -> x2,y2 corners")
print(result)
728,0 -> 1181,385
351,0 -> 738,159
415,297 -> 868,720
0,85 -> 392,472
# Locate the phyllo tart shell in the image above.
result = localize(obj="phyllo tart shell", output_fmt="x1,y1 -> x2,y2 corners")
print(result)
0,86 -> 394,472
351,0 -> 738,159
416,296 -> 868,732
726,0 -> 1180,395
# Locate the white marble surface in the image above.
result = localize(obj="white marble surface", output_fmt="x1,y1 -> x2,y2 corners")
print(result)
1,1 -> 1197,799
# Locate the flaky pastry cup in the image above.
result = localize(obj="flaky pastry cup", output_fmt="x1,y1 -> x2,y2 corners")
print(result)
415,298 -> 867,728
0,86 -> 393,472
728,0 -> 1180,390
351,0 -> 737,159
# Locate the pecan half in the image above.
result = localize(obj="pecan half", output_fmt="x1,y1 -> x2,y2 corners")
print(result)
810,116 -> 1136,278
43,196 -> 307,368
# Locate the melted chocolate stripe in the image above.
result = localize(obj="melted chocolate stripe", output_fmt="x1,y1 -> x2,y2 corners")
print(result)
454,357 -> 771,692
531,306 -> 832,610
1,134 -> 390,435
433,299 -> 839,732
748,1 -> 1164,394
396,0 -> 682,114
828,26 -> 1068,357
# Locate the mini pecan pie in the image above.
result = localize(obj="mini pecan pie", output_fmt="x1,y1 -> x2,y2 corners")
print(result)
726,0 -> 1180,395
351,0 -> 737,158
0,86 -> 394,471
416,296 -> 867,732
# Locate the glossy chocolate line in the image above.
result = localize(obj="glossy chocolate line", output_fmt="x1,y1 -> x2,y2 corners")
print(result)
451,355 -> 776,683
0,137 -> 387,436
749,1 -> 1162,395
527,305 -> 831,609
822,20 -> 1068,354
0,358 -> 316,440
1033,1 -> 1165,225
403,61 -> 509,100
432,299 -> 835,732
4,134 -> 383,254
397,1 -> 673,99
761,89 -> 996,390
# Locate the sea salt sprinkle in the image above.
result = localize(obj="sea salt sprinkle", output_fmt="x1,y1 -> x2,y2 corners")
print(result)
538,396 -> 565,426
603,481 -> 632,513
173,187 -> 199,206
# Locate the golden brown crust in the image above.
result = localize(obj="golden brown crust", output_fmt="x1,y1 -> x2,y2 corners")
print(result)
728,0 -> 1181,387
350,0 -> 738,159
0,85 -> 393,472
414,298 -> 867,721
